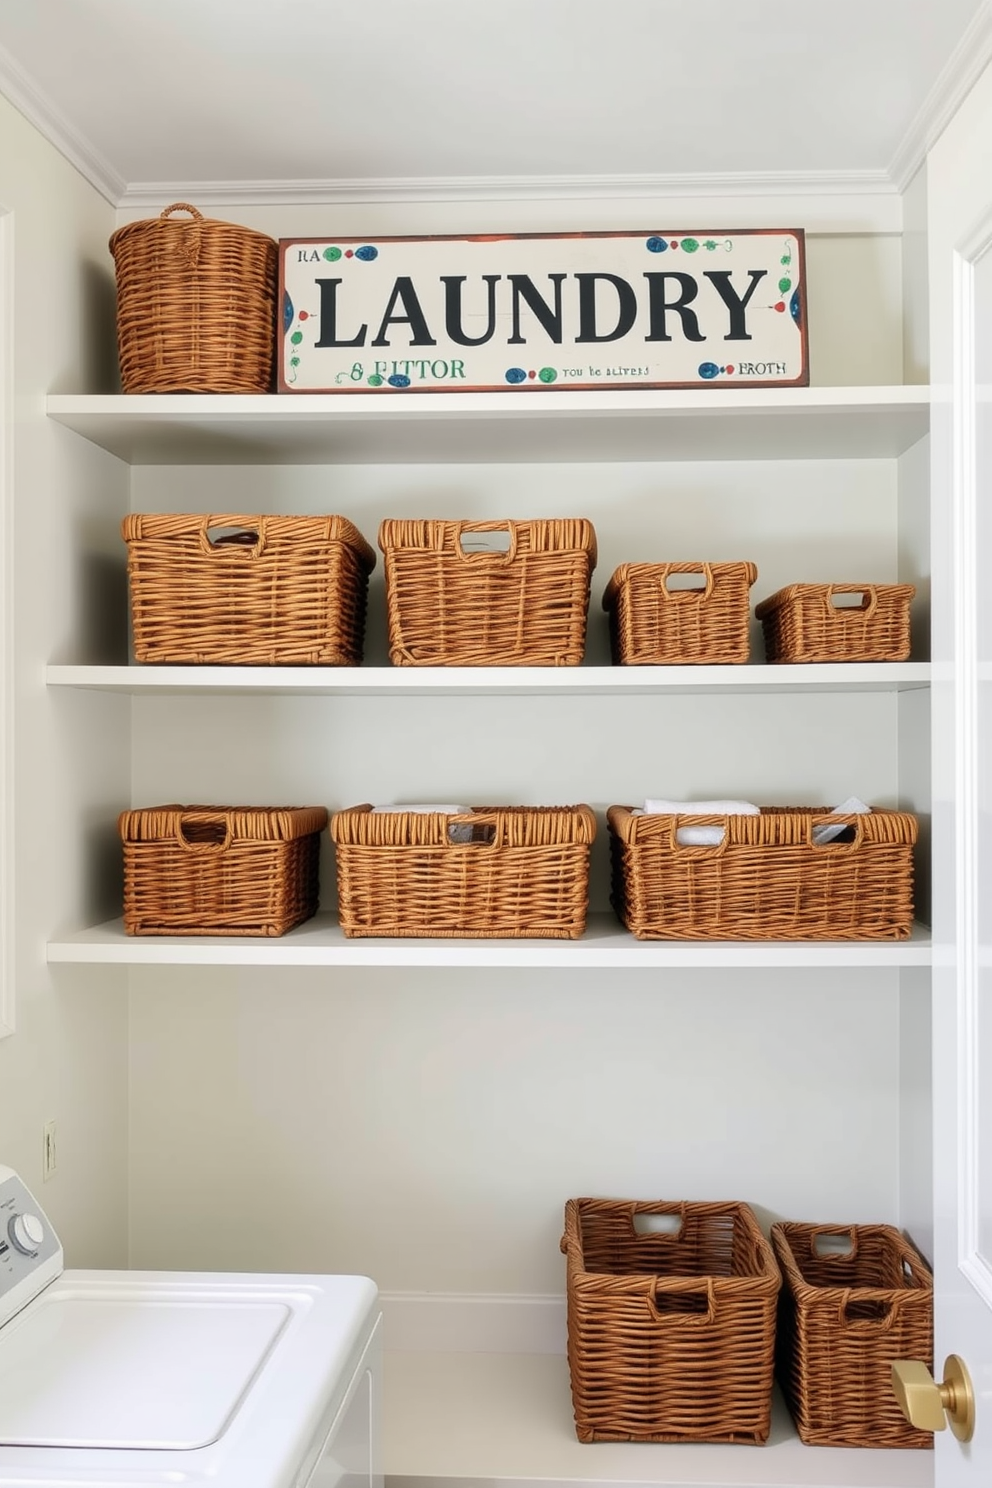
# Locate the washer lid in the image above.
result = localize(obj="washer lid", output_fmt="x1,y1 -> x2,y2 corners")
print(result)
0,1291 -> 290,1448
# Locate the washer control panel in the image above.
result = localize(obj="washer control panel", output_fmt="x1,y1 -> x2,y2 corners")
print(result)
0,1167 -> 63,1328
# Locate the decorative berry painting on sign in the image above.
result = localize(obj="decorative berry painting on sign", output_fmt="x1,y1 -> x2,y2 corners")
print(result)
277,229 -> 808,393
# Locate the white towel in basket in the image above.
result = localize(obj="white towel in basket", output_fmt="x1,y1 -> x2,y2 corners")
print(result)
641,798 -> 759,846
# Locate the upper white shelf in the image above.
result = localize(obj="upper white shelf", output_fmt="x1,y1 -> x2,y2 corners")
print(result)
46,386 -> 930,465
46,663 -> 932,696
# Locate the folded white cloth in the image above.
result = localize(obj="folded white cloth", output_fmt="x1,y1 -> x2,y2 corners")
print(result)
812,796 -> 871,845
370,804 -> 469,814
642,798 -> 760,846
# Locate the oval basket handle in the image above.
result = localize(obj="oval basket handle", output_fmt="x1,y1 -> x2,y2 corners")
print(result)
658,563 -> 715,601
645,1277 -> 716,1326
176,811 -> 232,852
199,515 -> 268,559
160,202 -> 204,221
453,521 -> 519,566
825,584 -> 878,620
160,203 -> 205,269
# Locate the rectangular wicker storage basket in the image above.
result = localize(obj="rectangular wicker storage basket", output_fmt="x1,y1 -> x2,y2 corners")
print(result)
378,519 -> 597,665
120,805 -> 328,936
771,1222 -> 933,1449
603,561 -> 757,665
123,513 -> 376,665
608,805 -> 917,940
755,583 -> 915,663
331,804 -> 596,937
109,204 -> 278,394
561,1198 -> 781,1444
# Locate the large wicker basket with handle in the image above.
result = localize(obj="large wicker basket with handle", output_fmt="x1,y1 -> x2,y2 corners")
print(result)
756,582 -> 915,663
331,804 -> 596,937
561,1197 -> 781,1443
608,804 -> 917,940
771,1221 -> 933,1448
109,203 -> 278,393
120,805 -> 328,936
123,513 -> 376,665
378,518 -> 597,665
603,560 -> 757,664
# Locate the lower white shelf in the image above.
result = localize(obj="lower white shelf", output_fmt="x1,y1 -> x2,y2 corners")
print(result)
47,913 -> 932,967
383,1351 -> 932,1488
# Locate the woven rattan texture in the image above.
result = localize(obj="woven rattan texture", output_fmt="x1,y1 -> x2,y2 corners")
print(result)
608,805 -> 917,940
378,519 -> 597,665
755,583 -> 915,663
123,513 -> 376,665
603,561 -> 757,664
561,1198 -> 780,1443
109,204 -> 278,394
331,805 -> 596,937
772,1222 -> 933,1449
120,805 -> 327,936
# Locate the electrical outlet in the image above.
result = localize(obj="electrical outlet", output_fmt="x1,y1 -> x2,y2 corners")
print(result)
42,1120 -> 57,1181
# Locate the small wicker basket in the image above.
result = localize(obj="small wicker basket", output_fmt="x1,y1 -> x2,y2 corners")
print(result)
608,804 -> 917,940
378,519 -> 597,665
772,1222 -> 933,1449
756,583 -> 915,663
603,561 -> 757,665
120,805 -> 328,936
331,804 -> 596,937
561,1197 -> 781,1443
123,513 -> 376,665
109,203 -> 278,393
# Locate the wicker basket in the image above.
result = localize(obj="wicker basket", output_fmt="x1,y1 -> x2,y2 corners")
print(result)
561,1198 -> 780,1444
109,204 -> 278,393
120,805 -> 328,936
772,1222 -> 933,1449
123,513 -> 376,665
331,804 -> 596,937
755,583 -> 915,663
378,519 -> 597,666
608,805 -> 917,940
604,561 -> 757,665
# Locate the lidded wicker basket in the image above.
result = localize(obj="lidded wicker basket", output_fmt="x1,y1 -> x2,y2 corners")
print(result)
331,804 -> 596,938
756,583 -> 915,663
561,1197 -> 781,1443
109,204 -> 278,393
120,805 -> 328,937
378,518 -> 597,666
604,560 -> 757,665
122,512 -> 376,665
771,1222 -> 933,1449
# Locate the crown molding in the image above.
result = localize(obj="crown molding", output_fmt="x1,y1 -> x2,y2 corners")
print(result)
889,0 -> 992,190
0,41 -> 124,204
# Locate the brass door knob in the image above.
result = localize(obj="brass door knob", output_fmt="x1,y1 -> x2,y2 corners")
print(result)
891,1355 -> 975,1442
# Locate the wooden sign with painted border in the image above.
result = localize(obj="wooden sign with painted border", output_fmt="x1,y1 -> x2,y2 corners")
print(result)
278,228 -> 808,393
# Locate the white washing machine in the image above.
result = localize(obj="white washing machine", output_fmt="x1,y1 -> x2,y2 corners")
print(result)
0,1166 -> 383,1488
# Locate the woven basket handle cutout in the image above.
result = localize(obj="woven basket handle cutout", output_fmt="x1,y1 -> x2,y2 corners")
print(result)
667,815 -> 731,857
659,563 -> 714,601
808,814 -> 865,850
826,584 -> 878,619
629,1204 -> 686,1238
645,1277 -> 716,1326
445,813 -> 501,848
811,1227 -> 858,1260
177,813 -> 232,852
836,1287 -> 901,1331
453,522 -> 518,565
199,516 -> 267,558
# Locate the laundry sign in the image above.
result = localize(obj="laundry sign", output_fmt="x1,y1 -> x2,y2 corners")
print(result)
277,229 -> 807,394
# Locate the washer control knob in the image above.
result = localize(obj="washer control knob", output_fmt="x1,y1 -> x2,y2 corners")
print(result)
8,1213 -> 44,1255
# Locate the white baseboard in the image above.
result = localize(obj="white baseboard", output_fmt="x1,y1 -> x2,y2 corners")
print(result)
379,1291 -> 566,1355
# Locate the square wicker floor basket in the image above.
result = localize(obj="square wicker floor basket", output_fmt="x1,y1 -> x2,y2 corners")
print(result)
378,519 -> 597,665
771,1222 -> 934,1449
123,513 -> 376,665
331,804 -> 596,938
561,1198 -> 781,1443
608,805 -> 917,940
120,805 -> 328,936
755,583 -> 915,663
603,561 -> 757,665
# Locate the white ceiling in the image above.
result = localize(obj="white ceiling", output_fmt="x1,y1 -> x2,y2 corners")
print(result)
0,0 -> 988,203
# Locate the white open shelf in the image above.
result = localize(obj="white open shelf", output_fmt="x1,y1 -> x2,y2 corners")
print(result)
383,1351 -> 932,1488
46,663 -> 932,697
47,913 -> 933,968
46,386 -> 929,464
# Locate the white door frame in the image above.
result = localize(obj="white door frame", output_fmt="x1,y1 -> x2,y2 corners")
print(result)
0,205 -> 13,1039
